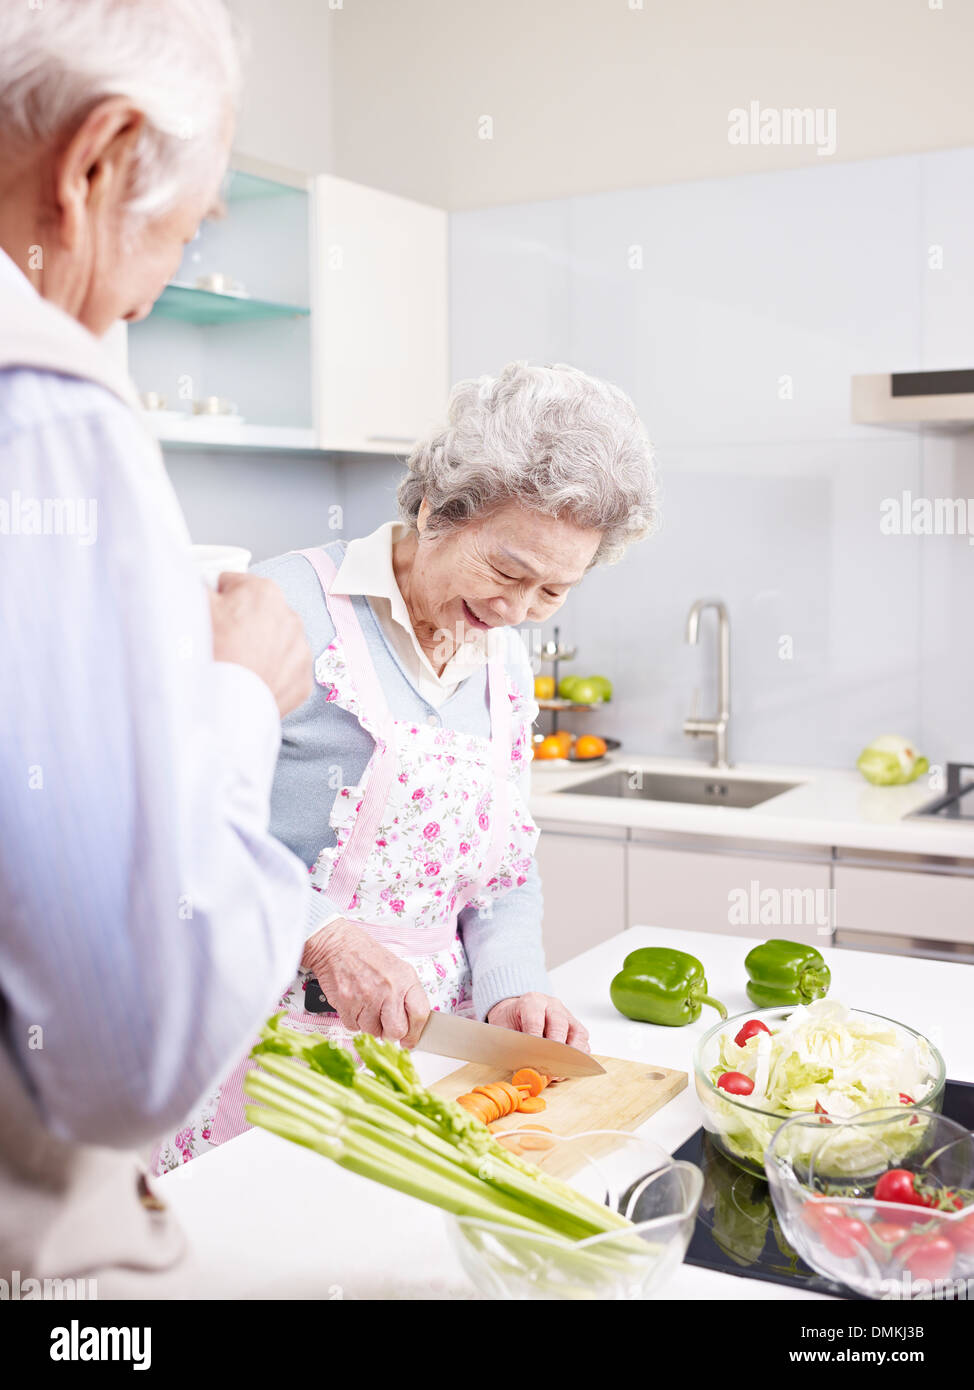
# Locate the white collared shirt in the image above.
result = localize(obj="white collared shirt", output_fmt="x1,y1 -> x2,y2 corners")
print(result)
331,520 -> 492,708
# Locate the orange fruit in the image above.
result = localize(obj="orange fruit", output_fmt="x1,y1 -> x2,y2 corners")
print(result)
533,735 -> 565,760
550,729 -> 574,754
574,735 -> 607,760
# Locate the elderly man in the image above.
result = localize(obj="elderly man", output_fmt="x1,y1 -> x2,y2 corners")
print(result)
0,0 -> 312,1293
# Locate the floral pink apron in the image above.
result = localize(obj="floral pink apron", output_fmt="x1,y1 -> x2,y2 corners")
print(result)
150,544 -> 540,1172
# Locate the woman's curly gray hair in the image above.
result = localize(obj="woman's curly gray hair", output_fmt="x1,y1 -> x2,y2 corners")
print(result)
398,362 -> 658,568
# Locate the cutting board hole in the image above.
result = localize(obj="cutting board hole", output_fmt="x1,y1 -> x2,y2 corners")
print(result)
644,1070 -> 666,1080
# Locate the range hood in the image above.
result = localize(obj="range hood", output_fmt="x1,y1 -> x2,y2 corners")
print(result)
852,370 -> 974,428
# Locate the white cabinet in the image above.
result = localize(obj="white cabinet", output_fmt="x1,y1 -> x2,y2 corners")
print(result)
626,835 -> 832,947
834,858 -> 974,947
313,175 -> 449,453
534,820 -> 627,968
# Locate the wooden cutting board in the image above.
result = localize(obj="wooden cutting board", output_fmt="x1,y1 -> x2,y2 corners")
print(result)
430,1053 -> 686,1171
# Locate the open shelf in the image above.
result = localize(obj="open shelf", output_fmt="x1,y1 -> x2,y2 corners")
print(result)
226,169 -> 308,202
537,698 -> 602,712
150,283 -> 311,326
143,415 -> 318,452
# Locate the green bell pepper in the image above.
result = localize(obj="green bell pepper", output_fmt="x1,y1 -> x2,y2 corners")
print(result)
610,947 -> 727,1027
744,938 -> 831,1008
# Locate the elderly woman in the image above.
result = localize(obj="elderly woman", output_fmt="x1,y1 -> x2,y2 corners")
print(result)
152,362 -> 658,1168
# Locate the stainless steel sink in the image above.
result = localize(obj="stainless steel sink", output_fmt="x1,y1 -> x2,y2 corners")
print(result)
555,768 -> 799,809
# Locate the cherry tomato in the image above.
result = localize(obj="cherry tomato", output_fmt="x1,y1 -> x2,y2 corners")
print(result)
734,1018 -> 772,1048
801,1200 -> 847,1232
895,1234 -> 956,1282
945,1210 -> 974,1255
898,1093 -> 915,1105
872,1220 -> 918,1246
874,1168 -> 927,1207
716,1071 -> 754,1095
818,1215 -> 872,1259
814,1100 -> 832,1125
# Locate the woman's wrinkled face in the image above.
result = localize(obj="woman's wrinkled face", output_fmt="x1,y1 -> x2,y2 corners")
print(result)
409,502 -> 602,653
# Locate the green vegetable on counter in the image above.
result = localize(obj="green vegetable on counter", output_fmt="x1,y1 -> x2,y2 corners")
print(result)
856,734 -> 929,787
243,1014 -> 637,1253
610,947 -> 727,1027
744,939 -> 831,1008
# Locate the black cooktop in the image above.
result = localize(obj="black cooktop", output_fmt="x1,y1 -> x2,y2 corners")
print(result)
672,1078 -> 974,1299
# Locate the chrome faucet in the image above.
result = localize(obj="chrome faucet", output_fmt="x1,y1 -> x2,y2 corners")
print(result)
683,598 -> 731,769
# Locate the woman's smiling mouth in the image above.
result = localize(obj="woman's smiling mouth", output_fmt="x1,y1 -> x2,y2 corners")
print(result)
461,599 -> 492,630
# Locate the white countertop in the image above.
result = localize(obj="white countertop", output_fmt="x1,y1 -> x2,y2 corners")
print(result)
155,926 -> 974,1301
530,752 -> 974,859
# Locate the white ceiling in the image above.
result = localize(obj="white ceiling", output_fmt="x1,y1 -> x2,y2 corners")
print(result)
233,0 -> 974,212
331,0 -> 974,209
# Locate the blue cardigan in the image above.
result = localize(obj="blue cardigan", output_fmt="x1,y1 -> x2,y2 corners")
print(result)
252,541 -> 549,1020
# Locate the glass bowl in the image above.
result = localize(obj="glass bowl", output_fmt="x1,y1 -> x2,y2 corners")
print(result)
693,1006 -> 945,1177
765,1108 -> 974,1299
446,1129 -> 703,1300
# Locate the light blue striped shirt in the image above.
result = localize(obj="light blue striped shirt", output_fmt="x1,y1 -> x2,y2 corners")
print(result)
0,324 -> 308,1146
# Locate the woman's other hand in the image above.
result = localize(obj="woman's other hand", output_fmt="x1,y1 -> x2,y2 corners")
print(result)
302,921 -> 431,1047
486,993 -> 591,1051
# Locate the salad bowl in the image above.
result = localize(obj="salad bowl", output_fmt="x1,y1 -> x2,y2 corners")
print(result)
693,1002 -> 944,1177
766,1108 -> 974,1299
447,1130 -> 703,1300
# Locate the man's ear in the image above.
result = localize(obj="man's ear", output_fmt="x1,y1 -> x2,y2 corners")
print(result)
54,97 -> 145,253
416,498 -> 430,533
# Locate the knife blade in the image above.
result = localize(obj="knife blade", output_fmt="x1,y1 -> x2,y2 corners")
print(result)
416,1011 -> 605,1076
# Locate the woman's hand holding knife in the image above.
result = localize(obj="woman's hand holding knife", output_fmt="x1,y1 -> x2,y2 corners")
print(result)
302,921 -> 431,1048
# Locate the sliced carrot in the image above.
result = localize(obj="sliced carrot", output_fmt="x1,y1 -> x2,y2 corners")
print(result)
496,1082 -> 523,1113
459,1091 -> 496,1122
512,1068 -> 549,1098
458,1093 -> 488,1116
469,1089 -> 500,1123
519,1129 -> 555,1150
517,1095 -> 547,1114
473,1084 -> 506,1114
480,1084 -> 515,1118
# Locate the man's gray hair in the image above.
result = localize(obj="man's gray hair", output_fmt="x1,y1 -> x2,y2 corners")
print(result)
0,0 -> 241,219
399,362 -> 659,567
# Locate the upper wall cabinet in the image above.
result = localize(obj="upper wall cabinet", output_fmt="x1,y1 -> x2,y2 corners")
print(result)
313,175 -> 449,454
127,156 -> 316,452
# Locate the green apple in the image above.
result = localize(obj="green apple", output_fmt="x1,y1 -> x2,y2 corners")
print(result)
587,675 -> 613,702
569,679 -> 601,704
558,675 -> 582,699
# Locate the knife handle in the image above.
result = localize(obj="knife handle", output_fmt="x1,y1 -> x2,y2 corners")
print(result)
302,973 -> 337,1015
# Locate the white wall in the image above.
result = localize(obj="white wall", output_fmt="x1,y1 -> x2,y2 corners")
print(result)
450,147 -> 974,769
229,0 -> 336,175
166,449 -> 403,564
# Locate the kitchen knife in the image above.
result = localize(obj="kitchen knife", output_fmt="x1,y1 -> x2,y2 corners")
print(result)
416,1010 -> 605,1076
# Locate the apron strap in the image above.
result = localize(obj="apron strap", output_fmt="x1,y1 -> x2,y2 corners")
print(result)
295,546 -> 399,913
295,546 -> 519,920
